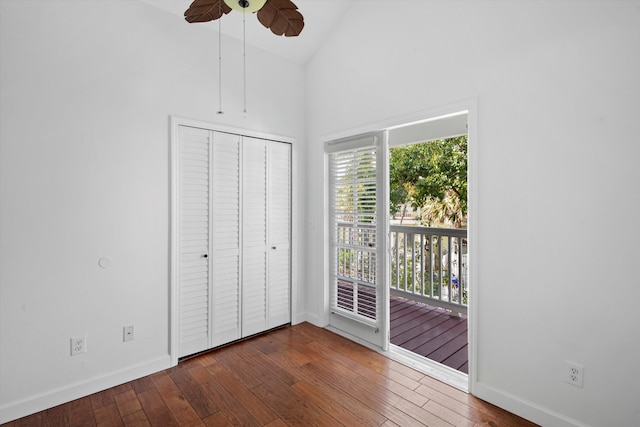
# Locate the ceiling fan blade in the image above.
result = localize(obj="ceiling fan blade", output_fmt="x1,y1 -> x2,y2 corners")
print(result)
257,0 -> 304,37
184,0 -> 232,23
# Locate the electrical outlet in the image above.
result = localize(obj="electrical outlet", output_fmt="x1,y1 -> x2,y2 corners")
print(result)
565,361 -> 584,388
123,325 -> 134,342
70,335 -> 86,356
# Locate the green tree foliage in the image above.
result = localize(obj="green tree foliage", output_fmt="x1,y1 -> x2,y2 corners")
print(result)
390,136 -> 467,227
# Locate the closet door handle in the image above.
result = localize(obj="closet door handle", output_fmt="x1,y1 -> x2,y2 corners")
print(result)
202,254 -> 208,259
271,246 -> 277,250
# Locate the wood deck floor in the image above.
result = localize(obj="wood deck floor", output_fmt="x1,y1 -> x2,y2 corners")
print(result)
390,296 -> 468,374
3,323 -> 537,427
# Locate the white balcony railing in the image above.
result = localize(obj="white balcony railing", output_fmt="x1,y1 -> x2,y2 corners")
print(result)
390,225 -> 468,316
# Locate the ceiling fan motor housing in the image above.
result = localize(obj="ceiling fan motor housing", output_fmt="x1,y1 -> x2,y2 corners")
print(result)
223,0 -> 267,13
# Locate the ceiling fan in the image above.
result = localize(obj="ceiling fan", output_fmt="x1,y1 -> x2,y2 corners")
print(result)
184,0 -> 305,37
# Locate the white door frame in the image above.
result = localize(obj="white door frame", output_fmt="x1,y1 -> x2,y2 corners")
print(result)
321,99 -> 478,393
170,116 -> 296,366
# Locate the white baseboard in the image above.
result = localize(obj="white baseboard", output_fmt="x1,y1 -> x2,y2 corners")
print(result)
0,355 -> 171,424
294,312 -> 326,328
473,382 -> 589,427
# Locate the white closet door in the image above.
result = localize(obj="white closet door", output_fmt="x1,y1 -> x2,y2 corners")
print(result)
210,132 -> 242,347
178,126 -> 211,357
267,142 -> 291,328
174,123 -> 291,359
242,137 -> 268,337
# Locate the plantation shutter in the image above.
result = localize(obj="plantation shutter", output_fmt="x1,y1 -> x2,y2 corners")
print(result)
327,132 -> 388,349
177,126 -> 212,357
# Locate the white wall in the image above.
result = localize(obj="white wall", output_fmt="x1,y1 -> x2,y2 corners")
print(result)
0,0 -> 305,422
305,1 -> 640,426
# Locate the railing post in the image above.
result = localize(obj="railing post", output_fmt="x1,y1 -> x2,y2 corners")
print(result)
447,235 -> 452,303
420,233 -> 425,297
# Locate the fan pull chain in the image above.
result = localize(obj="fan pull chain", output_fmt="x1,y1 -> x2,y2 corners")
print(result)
243,11 -> 247,115
217,14 -> 223,114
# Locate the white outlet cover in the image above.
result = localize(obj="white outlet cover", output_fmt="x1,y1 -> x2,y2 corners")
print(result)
70,336 -> 86,356
123,325 -> 134,342
565,360 -> 584,387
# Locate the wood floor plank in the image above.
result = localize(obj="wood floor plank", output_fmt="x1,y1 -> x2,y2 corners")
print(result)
136,388 -> 180,427
67,396 -> 96,427
390,297 -> 469,374
130,377 -> 155,395
390,300 -> 430,322
210,346 -> 263,389
113,389 -> 143,419
415,383 -> 500,426
111,383 -> 133,397
94,402 -> 124,427
4,323 -> 538,427
391,309 -> 449,340
421,323 -> 468,360
220,345 -> 296,389
120,409 -> 150,427
397,317 -> 461,349
150,372 -> 205,426
350,374 -> 454,427
234,341 -> 300,386
302,361 -> 430,427
251,382 -> 340,427
201,378 -> 261,427
167,366 -> 220,419
185,364 -> 215,385
90,389 -> 115,411
265,346 -> 388,426
12,413 -> 39,427
423,399 -> 475,427
43,404 -> 68,426
201,412 -> 233,427
205,363 -> 279,425
307,326 -> 428,396
291,380 -> 373,427
442,343 -> 469,370
263,419 -> 288,427
308,339 -> 429,407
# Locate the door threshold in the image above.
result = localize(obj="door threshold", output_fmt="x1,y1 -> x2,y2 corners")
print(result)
386,344 -> 468,392
325,326 -> 468,392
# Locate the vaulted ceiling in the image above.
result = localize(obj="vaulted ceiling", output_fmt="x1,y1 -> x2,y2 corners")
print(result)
141,0 -> 355,64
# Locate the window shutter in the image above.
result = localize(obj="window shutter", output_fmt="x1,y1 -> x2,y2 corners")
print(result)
329,144 -> 378,322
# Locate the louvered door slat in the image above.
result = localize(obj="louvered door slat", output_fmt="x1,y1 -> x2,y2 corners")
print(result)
211,132 -> 241,347
178,126 -> 211,357
242,137 -> 268,337
267,142 -> 291,328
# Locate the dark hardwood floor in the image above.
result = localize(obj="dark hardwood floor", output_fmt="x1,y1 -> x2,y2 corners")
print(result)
390,297 -> 468,373
3,323 -> 537,426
